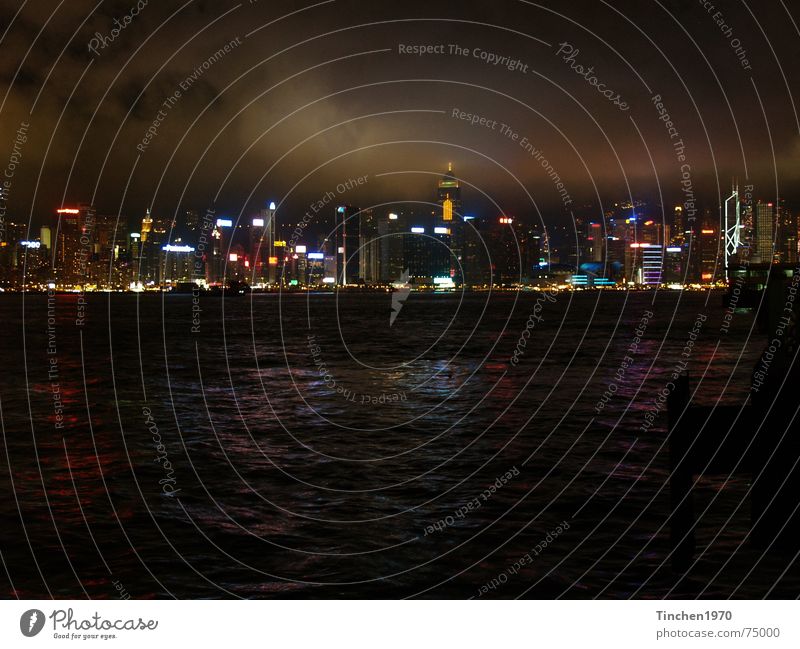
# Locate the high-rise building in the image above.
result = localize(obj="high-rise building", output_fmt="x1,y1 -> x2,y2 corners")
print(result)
605,217 -> 627,279
691,223 -> 720,283
755,200 -> 776,264
305,252 -> 326,285
438,163 -> 461,221
437,163 -> 464,283
184,209 -> 199,237
40,225 -> 51,251
205,219 -> 230,285
129,232 -> 141,286
335,205 -> 361,284
358,208 -> 380,284
641,244 -> 664,285
160,243 -> 195,284
251,202 -> 276,284
140,208 -> 171,286
90,214 -> 127,288
54,204 -> 95,288
588,221 -> 604,262
225,244 -> 248,282
152,211 -> 176,239
404,223 -> 450,285
662,245 -> 685,284
379,210 -> 406,283
485,216 -> 533,286
461,215 -> 489,287
778,202 -> 797,264
140,208 -> 153,243
672,206 -> 685,244
641,219 -> 663,245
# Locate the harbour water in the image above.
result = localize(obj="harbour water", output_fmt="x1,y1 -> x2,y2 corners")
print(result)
0,289 -> 795,598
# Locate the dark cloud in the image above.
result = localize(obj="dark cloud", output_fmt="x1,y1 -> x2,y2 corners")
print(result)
0,0 -> 797,228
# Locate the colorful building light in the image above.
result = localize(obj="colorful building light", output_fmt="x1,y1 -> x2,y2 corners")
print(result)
162,244 -> 195,253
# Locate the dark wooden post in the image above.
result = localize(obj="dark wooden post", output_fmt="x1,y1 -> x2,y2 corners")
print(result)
668,374 -> 694,572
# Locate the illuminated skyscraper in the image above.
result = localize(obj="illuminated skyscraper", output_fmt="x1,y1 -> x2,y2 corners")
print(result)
160,243 -> 195,283
778,201 -> 797,264
139,208 -> 170,285
252,201 -> 276,283
437,163 -> 461,219
755,200 -> 776,263
54,204 -> 95,288
723,185 -> 742,280
379,210 -> 406,283
672,206 -> 685,244
91,214 -> 127,289
40,225 -> 51,251
404,224 -> 450,285
335,205 -> 361,284
437,163 -> 464,283
588,222 -> 604,262
140,208 -> 153,243
129,232 -> 141,285
641,244 -> 664,285
690,221 -> 720,284
210,217 -> 234,285
640,218 -> 663,245
358,208 -> 380,284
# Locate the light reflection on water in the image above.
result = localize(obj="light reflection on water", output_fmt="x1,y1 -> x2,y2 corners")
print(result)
0,290 -> 795,598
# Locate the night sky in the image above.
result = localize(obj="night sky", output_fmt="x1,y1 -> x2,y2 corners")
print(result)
1,0 -> 799,229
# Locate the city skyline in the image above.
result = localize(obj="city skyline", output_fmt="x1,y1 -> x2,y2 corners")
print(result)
0,162 -> 796,291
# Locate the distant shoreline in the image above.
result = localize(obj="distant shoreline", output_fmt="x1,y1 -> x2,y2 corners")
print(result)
0,286 -> 728,296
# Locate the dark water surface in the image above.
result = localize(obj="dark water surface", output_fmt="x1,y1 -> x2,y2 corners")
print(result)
0,289 -> 796,598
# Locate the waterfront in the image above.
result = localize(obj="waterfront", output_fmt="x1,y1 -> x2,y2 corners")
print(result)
0,290 -> 796,598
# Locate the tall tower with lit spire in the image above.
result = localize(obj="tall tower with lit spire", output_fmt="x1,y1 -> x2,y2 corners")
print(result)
140,208 -> 153,243
437,163 -> 463,284
437,162 -> 461,222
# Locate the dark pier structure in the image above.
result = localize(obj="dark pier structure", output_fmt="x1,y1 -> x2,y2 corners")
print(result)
668,270 -> 800,571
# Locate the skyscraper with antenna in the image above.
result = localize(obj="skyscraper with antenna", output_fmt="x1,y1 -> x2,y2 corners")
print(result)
723,181 -> 742,281
437,163 -> 463,284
